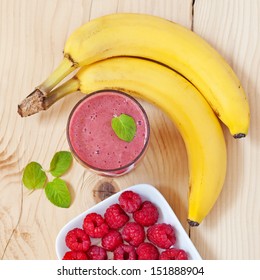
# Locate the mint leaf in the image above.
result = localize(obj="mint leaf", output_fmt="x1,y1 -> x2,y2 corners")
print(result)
49,151 -> 72,177
111,114 -> 137,142
22,162 -> 47,190
45,178 -> 71,208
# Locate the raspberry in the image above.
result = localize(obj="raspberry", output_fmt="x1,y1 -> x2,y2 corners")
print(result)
83,212 -> 109,238
62,250 -> 88,260
122,222 -> 145,247
147,223 -> 176,249
133,201 -> 159,227
136,242 -> 159,260
65,228 -> 91,251
87,245 -> 107,260
159,248 -> 188,260
104,203 -> 129,229
113,244 -> 137,260
101,230 -> 123,251
119,190 -> 142,213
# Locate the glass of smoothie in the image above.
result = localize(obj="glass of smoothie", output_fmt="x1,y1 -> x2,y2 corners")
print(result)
67,90 -> 150,176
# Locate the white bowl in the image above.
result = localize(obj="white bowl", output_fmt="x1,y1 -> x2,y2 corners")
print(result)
55,183 -> 202,260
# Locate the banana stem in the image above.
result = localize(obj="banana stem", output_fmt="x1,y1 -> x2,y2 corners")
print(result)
38,55 -> 77,94
17,55 -> 77,117
45,77 -> 80,108
17,77 -> 80,117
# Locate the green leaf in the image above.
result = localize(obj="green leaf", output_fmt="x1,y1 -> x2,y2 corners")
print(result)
49,151 -> 73,177
22,162 -> 47,190
45,178 -> 71,208
111,114 -> 137,142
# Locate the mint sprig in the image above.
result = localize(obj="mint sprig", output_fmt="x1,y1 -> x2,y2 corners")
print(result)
22,151 -> 73,208
45,178 -> 71,208
49,151 -> 72,177
22,162 -> 47,190
111,114 -> 137,142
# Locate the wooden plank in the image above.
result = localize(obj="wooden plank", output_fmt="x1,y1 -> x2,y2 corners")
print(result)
192,0 -> 260,259
0,0 -> 193,259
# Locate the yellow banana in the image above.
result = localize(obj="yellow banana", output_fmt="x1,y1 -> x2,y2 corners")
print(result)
42,57 -> 227,226
18,13 -> 249,138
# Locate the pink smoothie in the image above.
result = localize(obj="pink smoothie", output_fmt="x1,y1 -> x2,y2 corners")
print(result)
67,90 -> 149,175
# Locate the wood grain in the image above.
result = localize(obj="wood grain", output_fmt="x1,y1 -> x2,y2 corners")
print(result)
191,0 -> 260,260
0,0 -> 259,260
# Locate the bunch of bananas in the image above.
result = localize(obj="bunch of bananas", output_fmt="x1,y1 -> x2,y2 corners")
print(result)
18,13 -> 250,226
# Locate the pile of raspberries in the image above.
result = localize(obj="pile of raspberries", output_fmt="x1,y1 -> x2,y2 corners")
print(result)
62,190 -> 188,260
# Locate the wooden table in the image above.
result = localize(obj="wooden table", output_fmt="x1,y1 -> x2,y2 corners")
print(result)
1,0 -> 259,260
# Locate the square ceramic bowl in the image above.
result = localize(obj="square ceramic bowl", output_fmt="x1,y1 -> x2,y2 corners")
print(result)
55,183 -> 202,260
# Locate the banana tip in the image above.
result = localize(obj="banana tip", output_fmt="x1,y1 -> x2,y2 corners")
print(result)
233,133 -> 246,139
187,219 -> 200,227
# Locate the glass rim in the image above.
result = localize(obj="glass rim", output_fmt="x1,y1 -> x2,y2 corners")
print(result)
66,89 -> 150,174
